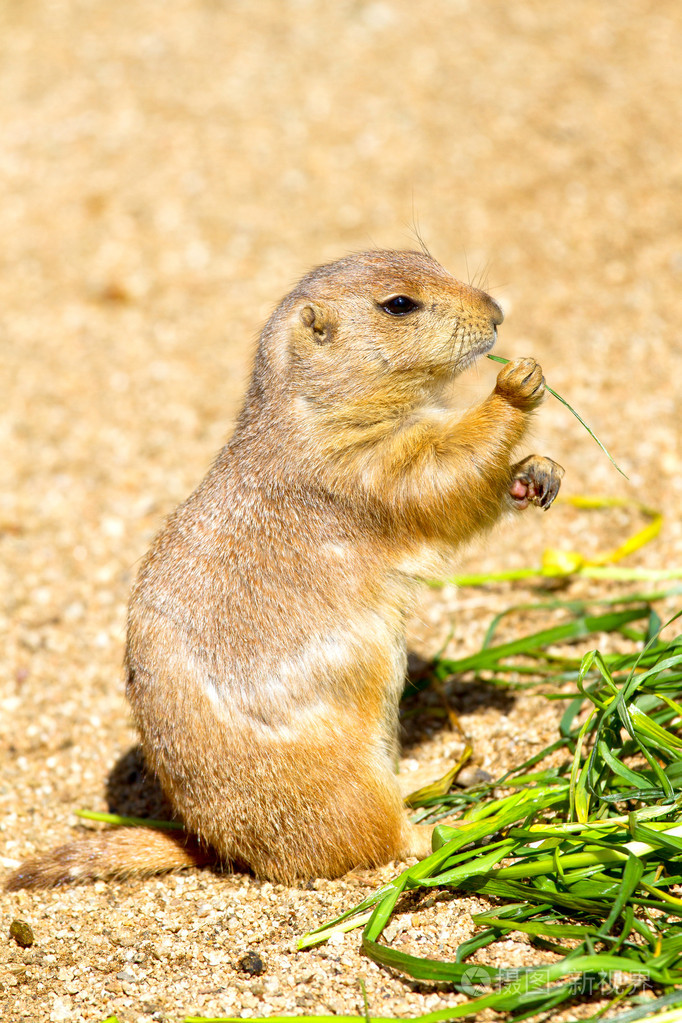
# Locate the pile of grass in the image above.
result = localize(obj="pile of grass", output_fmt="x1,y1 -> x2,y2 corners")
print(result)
290,593 -> 682,1023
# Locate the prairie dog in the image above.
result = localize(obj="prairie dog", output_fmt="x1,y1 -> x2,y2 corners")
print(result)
7,249 -> 563,889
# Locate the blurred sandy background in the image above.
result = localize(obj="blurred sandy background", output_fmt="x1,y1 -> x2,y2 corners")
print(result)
2,1 -> 682,1021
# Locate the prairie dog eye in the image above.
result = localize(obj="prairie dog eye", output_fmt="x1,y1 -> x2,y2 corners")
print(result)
378,295 -> 421,316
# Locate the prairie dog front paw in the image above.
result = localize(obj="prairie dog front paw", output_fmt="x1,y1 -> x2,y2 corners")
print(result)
510,455 -> 564,511
495,358 -> 545,410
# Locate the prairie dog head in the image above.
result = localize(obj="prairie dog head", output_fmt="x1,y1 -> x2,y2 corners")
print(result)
251,250 -> 503,421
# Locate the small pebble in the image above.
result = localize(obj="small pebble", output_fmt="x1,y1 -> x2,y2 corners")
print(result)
237,950 -> 265,976
9,920 -> 35,948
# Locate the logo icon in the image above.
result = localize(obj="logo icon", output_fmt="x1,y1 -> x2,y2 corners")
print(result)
460,966 -> 492,995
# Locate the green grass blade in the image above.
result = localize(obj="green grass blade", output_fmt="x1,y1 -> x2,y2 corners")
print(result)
598,853 -> 643,940
438,609 -> 647,676
486,353 -> 628,478
75,810 -> 184,830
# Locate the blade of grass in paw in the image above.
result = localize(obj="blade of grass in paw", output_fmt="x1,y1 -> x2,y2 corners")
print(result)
487,354 -> 628,479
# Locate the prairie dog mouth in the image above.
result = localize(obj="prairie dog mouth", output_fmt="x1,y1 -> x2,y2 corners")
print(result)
453,330 -> 497,376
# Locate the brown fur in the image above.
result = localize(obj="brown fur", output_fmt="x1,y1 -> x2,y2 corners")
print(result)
5,830 -> 211,890
6,249 -> 563,890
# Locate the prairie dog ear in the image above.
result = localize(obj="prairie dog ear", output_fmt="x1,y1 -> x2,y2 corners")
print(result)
299,302 -> 336,345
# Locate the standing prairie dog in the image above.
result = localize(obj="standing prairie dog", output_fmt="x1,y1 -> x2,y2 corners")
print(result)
7,249 -> 563,890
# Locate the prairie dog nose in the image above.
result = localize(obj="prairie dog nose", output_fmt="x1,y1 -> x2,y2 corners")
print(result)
486,294 -> 504,326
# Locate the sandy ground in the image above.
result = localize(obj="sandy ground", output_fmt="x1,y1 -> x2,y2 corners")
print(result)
2,1 -> 682,1020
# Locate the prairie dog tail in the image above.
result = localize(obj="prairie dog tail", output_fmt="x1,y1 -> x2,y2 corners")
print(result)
5,828 -> 214,890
